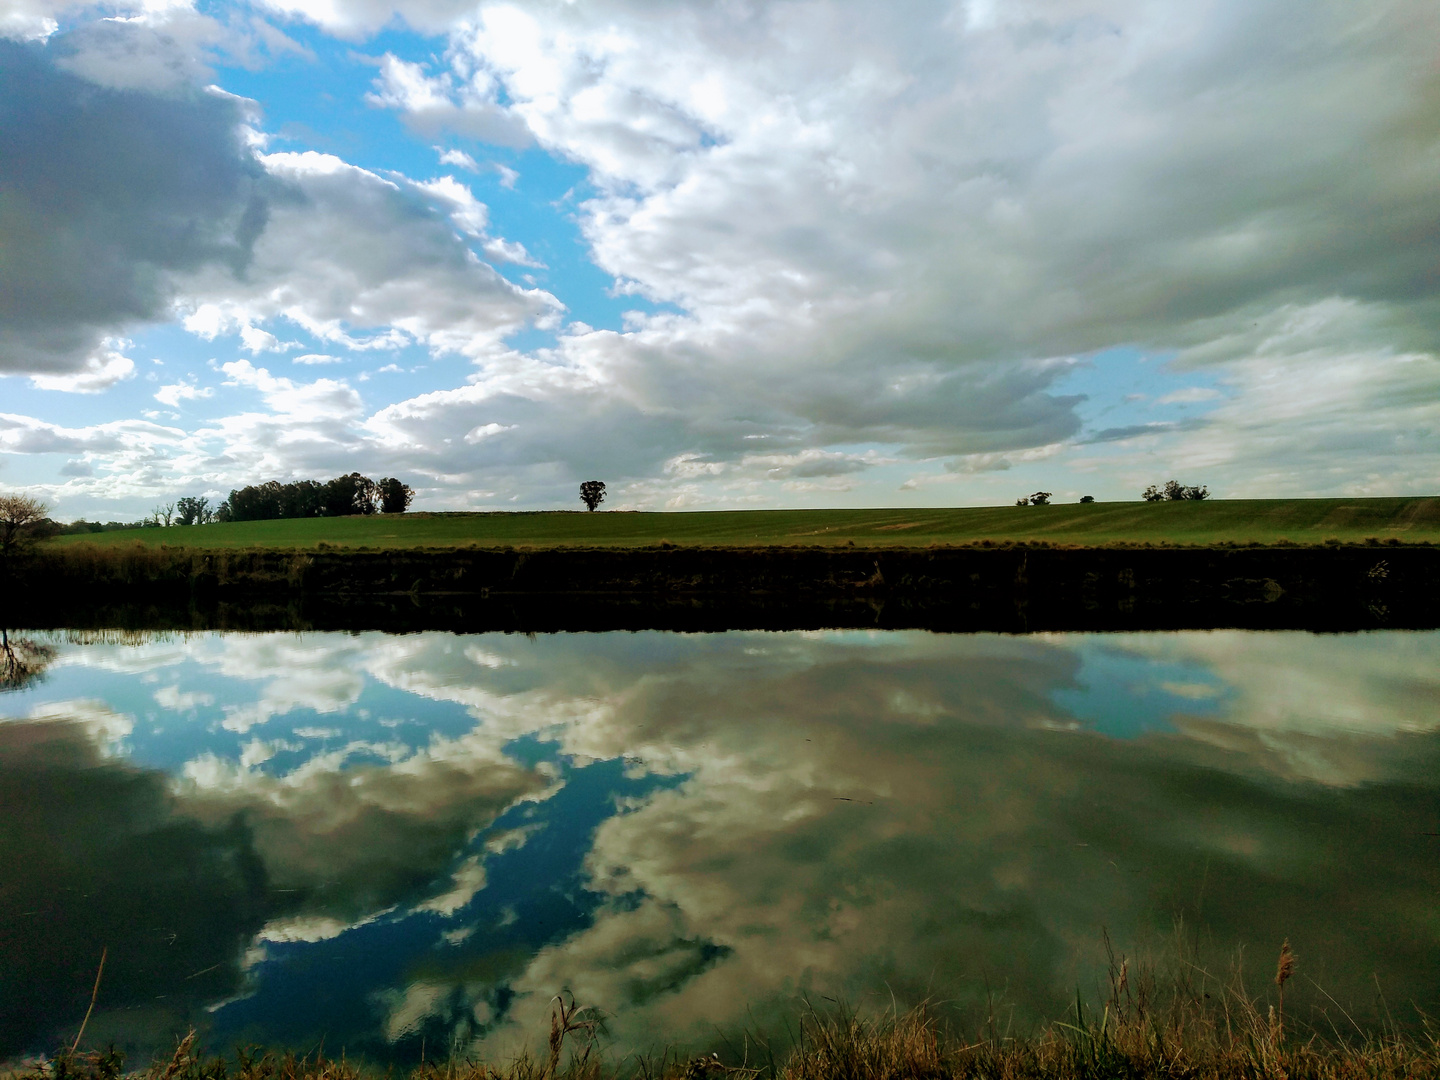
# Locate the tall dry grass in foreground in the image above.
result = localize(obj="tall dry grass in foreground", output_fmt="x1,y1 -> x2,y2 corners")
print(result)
13,945 -> 1439,1080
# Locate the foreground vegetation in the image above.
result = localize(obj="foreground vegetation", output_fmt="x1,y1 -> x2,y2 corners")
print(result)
38,497 -> 1440,551
14,948 -> 1439,1080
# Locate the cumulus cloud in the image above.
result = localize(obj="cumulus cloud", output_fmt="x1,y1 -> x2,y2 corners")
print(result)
0,412 -> 183,455
154,380 -> 214,407
346,0 -> 1440,501
29,347 -> 137,393
180,151 -> 559,361
394,0 -> 1440,351
367,51 -> 531,145
436,147 -> 478,171
7,0 -> 1440,510
1074,300 -> 1440,495
0,38 -> 273,374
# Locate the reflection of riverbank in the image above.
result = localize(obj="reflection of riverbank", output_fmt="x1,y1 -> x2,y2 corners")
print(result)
1,631 -> 1437,1064
8,543 -> 1440,633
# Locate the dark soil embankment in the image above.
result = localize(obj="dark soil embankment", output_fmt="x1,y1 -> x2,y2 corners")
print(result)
3,542 -> 1435,632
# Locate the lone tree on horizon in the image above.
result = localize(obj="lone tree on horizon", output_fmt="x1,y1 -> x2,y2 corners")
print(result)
579,480 -> 607,511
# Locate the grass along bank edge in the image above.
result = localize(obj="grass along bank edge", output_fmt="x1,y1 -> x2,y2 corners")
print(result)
37,498 -> 1440,551
11,942 -> 1438,1080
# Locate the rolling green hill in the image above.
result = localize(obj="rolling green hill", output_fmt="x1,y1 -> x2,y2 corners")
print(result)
44,497 -> 1440,549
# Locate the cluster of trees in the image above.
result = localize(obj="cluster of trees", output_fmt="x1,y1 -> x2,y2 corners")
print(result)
216,474 -> 414,522
138,496 -> 216,528
0,474 -> 417,551
49,476 -> 416,532
1016,491 -> 1053,505
1143,480 -> 1210,502
61,519 -> 153,534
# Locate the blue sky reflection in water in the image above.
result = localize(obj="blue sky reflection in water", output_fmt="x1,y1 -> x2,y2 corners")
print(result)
1,630 -> 1438,1064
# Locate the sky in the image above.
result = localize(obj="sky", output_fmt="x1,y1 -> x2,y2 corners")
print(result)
1,0 -> 1438,517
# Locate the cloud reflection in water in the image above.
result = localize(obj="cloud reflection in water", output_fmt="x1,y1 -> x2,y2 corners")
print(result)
1,630 -> 1436,1063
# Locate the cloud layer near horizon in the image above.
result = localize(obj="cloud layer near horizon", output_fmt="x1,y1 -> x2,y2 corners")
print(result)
1,0 -> 1438,511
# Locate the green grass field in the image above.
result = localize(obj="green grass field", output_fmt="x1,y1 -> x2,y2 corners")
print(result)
43,496 -> 1440,550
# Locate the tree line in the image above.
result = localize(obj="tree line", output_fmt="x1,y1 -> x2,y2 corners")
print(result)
61,473 -> 414,530
217,474 -> 413,521
0,473 -> 415,549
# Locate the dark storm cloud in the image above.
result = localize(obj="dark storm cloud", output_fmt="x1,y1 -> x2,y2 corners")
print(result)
0,39 -> 276,373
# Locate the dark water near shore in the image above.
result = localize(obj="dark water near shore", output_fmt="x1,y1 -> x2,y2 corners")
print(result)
2,629 -> 1438,1064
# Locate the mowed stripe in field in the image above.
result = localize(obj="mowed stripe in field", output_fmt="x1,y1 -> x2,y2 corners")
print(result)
44,497 -> 1440,550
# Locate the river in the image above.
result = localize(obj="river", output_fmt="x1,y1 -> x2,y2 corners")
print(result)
1,629 -> 1437,1064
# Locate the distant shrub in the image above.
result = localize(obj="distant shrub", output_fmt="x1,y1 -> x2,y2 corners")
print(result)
1144,480 -> 1209,501
1079,495 -> 1095,504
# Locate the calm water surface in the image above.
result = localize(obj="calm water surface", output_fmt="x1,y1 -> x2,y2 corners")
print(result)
1,629 -> 1437,1063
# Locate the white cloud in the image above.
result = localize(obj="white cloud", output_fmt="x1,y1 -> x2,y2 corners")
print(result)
29,348 -> 136,393
240,325 -> 288,353
1156,387 -> 1223,406
366,51 -> 531,145
7,0 -> 1440,510
220,358 -> 361,419
0,412 -> 182,456
0,3 -> 58,41
463,422 -> 513,443
154,381 -> 215,407
25,699 -> 135,754
341,0 -> 1440,503
0,38 -> 275,376
436,147 -> 478,171
154,685 -> 216,711
178,150 -> 560,362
